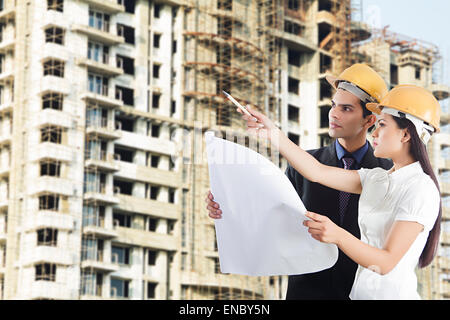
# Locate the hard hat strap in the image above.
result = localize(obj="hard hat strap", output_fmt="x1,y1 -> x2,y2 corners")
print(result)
337,81 -> 376,104
380,107 -> 435,144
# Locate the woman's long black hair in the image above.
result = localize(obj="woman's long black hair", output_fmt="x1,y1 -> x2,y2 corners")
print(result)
392,116 -> 442,268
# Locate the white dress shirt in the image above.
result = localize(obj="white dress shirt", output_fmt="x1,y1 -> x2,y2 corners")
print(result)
349,161 -> 440,300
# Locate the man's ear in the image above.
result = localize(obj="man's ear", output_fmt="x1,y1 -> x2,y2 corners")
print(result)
365,114 -> 377,129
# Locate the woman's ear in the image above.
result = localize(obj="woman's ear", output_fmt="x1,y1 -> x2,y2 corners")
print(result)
401,129 -> 411,144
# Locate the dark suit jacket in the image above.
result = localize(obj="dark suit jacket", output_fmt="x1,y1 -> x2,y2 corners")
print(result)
285,141 -> 393,300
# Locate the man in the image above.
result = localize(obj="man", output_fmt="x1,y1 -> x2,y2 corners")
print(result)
206,64 -> 393,300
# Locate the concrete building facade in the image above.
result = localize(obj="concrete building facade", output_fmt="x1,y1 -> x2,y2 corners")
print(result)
0,0 -> 448,300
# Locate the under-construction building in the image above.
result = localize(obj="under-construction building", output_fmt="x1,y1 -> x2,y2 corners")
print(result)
0,0 -> 448,300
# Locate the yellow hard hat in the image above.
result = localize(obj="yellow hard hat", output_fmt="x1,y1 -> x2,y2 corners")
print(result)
326,63 -> 388,103
366,84 -> 441,133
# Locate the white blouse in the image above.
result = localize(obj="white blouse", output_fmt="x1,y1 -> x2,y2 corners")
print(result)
349,161 -> 440,300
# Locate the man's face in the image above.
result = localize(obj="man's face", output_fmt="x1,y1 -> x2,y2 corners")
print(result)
328,89 -> 369,139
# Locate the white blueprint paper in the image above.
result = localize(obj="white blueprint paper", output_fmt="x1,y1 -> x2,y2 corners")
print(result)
205,131 -> 338,276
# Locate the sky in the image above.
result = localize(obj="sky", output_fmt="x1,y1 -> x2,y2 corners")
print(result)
358,0 -> 450,87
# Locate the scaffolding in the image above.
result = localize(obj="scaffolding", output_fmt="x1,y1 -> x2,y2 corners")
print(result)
351,25 -> 441,87
179,0 -> 284,300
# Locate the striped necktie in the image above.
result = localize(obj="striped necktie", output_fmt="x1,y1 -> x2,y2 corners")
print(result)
338,157 -> 355,225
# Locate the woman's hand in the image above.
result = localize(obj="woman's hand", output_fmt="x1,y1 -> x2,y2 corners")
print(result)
236,105 -> 281,143
303,211 -> 344,245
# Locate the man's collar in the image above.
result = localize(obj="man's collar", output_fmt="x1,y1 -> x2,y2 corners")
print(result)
335,139 -> 369,164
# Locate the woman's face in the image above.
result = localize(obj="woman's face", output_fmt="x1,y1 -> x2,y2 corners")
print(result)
371,113 -> 409,159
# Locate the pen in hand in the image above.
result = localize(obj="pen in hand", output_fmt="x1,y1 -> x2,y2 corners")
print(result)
222,90 -> 253,117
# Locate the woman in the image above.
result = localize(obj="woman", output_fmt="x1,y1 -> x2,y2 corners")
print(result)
237,84 -> 442,299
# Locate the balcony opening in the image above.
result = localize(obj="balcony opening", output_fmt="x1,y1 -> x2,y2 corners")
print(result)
320,78 -> 332,100
40,160 -> 61,177
37,228 -> 58,247
45,26 -> 65,45
0,24 -> 4,42
288,77 -> 300,95
154,4 -> 162,18
114,145 -> 134,163
88,73 -> 108,95
288,105 -> 300,122
111,246 -> 130,265
35,263 -> 56,282
213,257 -> 220,274
86,106 -> 108,128
217,17 -> 232,38
320,53 -> 332,74
147,153 -> 160,168
415,66 -> 421,80
81,271 -> 103,297
42,92 -> 63,110
390,64 -> 398,86
89,10 -> 110,32
40,125 -> 62,144
118,24 -> 135,45
147,250 -> 157,266
284,20 -> 303,37
318,0 -> 333,12
113,179 -> 133,195
81,237 -> 103,262
110,278 -> 130,299
320,133 -> 332,148
147,282 -> 157,299
113,212 -> 131,228
168,220 -> 175,235
217,0 -> 232,10
115,85 -> 134,106
318,23 -> 332,48
152,64 -> 160,79
172,40 -> 177,54
47,0 -> 63,13
168,188 -> 176,204
153,34 -> 161,48
320,105 -> 331,128
39,194 -> 60,211
85,138 -> 107,161
288,48 -> 302,67
145,184 -> 160,200
43,59 -> 65,78
0,54 -> 4,73
150,123 -> 160,138
88,42 -> 109,64
115,114 -> 134,132
123,0 -> 136,14
152,93 -> 160,109
169,157 -> 176,171
117,55 -> 134,75
171,100 -> 176,116
288,0 -> 300,10
288,132 -> 300,146
148,217 -> 158,232
84,171 -> 106,193
83,205 -> 105,227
